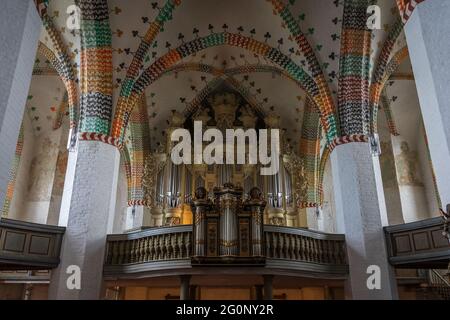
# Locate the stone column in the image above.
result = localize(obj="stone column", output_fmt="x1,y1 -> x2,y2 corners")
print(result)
263,275 -> 274,300
404,0 -> 450,208
0,0 -> 40,208
48,140 -> 120,300
180,275 -> 191,300
331,143 -> 398,300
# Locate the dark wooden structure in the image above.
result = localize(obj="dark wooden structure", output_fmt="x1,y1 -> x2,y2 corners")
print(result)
384,217 -> 450,268
0,218 -> 65,270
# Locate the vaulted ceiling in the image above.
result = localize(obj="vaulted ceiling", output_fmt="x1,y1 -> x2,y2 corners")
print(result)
33,0 -> 408,150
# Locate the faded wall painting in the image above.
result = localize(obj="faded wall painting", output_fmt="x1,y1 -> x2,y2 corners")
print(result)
395,141 -> 423,187
53,150 -> 68,196
380,142 -> 397,188
27,137 -> 59,201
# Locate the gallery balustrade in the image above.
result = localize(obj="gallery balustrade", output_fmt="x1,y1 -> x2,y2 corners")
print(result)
104,184 -> 348,277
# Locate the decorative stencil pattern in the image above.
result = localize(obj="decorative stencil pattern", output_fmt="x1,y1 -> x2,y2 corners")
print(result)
299,97 -> 321,208
1,127 -> 24,217
396,0 -> 425,23
77,0 -> 114,134
22,0 -> 423,211
338,0 -> 373,136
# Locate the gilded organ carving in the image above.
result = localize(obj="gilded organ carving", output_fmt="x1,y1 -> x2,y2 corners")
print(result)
142,153 -> 166,207
208,92 -> 240,130
284,152 -> 308,207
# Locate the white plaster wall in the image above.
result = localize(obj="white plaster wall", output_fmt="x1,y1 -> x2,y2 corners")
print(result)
0,1 -> 40,209
318,158 -> 336,233
306,207 -> 318,230
21,128 -> 62,224
417,124 -> 440,217
48,141 -> 120,299
392,135 -> 429,223
331,142 -> 397,299
387,80 -> 439,222
8,117 -> 67,224
405,1 -> 450,208
8,115 -> 34,219
113,162 -> 128,233
47,121 -> 70,225
378,109 -> 404,225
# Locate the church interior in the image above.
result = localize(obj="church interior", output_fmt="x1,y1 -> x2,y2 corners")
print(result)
0,0 -> 449,300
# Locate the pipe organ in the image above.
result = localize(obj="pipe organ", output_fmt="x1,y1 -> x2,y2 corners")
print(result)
190,184 -> 266,261
143,91 -> 308,227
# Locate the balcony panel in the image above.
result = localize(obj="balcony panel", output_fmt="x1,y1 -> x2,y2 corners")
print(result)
384,217 -> 450,268
0,218 -> 65,270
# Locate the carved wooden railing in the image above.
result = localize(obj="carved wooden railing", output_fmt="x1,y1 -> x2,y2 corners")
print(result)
104,224 -> 348,277
384,217 -> 450,268
0,218 -> 65,270
427,269 -> 450,300
264,225 -> 348,274
104,225 -> 193,274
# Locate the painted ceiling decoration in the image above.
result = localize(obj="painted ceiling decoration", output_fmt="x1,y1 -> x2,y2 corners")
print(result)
128,96 -> 151,205
369,17 -> 403,129
298,97 -> 321,208
396,0 -> 424,23
36,1 -> 406,142
269,0 -> 337,141
1,125 -> 24,217
371,45 -> 409,133
143,62 -> 309,150
53,93 -> 69,131
34,0 -> 79,131
337,0 -> 373,137
115,0 -> 181,140
120,144 -> 133,203
77,0 -> 114,135
380,91 -> 400,136
112,31 -> 319,144
35,42 -> 72,132
26,0 -> 418,209
25,75 -> 66,136
34,43 -> 59,76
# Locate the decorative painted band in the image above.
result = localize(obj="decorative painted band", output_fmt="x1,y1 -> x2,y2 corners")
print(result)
78,132 -> 121,147
127,199 -> 148,207
329,134 -> 369,152
299,202 -> 318,209
397,0 -> 424,24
